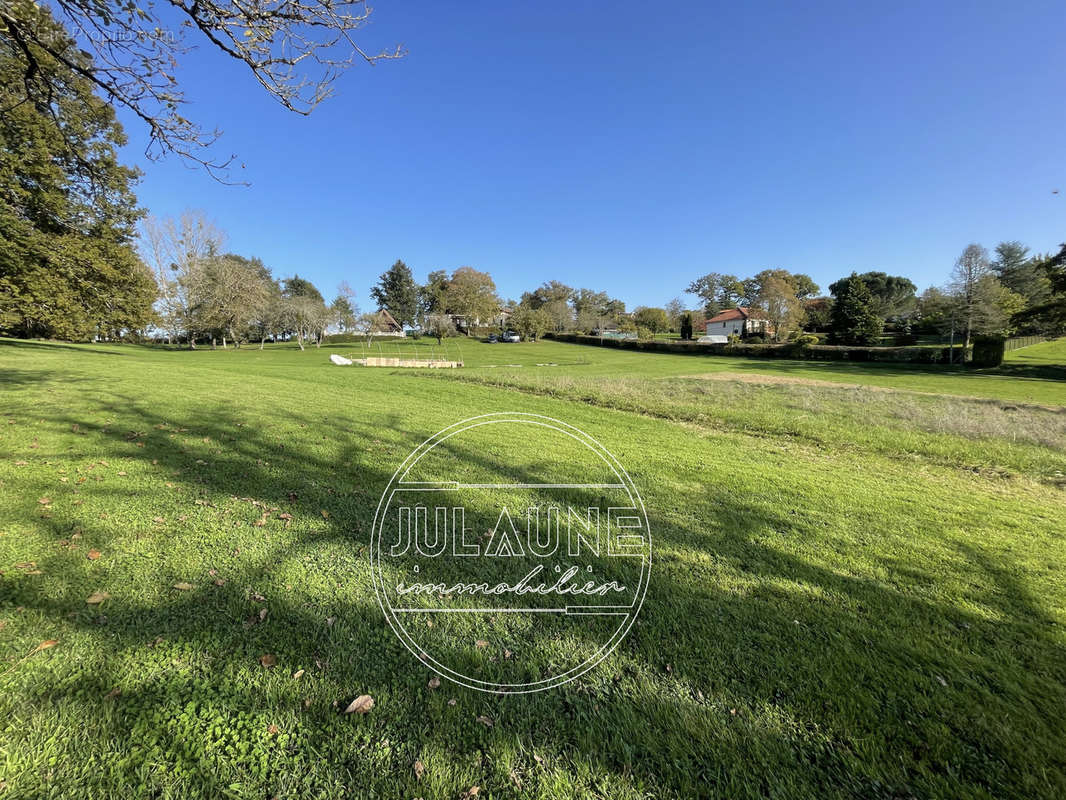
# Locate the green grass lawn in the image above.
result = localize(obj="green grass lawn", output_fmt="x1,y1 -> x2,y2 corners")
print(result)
1,337 -> 1064,799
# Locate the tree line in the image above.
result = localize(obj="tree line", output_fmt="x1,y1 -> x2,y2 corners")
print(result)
678,242 -> 1066,354
2,5 -> 1064,352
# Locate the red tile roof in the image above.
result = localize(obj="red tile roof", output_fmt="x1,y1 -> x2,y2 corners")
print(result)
706,307 -> 750,323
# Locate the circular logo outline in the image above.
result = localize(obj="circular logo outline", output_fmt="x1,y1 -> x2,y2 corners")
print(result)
370,412 -> 652,693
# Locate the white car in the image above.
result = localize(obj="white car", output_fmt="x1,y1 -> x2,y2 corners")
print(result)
502,331 -> 521,343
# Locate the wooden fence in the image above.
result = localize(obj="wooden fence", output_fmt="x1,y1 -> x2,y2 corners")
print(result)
1004,335 -> 1046,352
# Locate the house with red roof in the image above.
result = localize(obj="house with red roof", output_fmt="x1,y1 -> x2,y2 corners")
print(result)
704,307 -> 771,338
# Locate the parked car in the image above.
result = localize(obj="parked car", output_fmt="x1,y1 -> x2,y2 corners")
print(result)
486,333 -> 498,343
502,331 -> 521,343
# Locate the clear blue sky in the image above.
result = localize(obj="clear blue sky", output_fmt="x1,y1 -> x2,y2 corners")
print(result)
117,0 -> 1066,310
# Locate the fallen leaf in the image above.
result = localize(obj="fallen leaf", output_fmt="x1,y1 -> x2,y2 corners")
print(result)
475,639 -> 488,649
326,616 -> 336,627
460,786 -> 480,799
258,607 -> 268,622
87,549 -> 101,561
32,639 -> 59,653
117,471 -> 127,476
320,509 -> 330,519
267,724 -> 279,735
428,676 -> 440,690
213,579 -> 226,586
106,687 -> 121,699
414,759 -> 425,780
259,653 -> 277,668
152,516 -> 165,524
343,694 -> 374,714
38,497 -> 51,505
292,669 -> 305,680
173,582 -> 194,591
448,698 -> 457,706
936,675 -> 948,687
86,591 -> 110,604
476,715 -> 493,727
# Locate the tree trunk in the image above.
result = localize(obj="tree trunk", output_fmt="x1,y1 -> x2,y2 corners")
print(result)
297,332 -> 305,351
211,337 -> 217,350
221,335 -> 227,349
259,335 -> 266,350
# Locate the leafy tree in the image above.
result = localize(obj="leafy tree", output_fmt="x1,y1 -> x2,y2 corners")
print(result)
0,0 -> 402,176
915,287 -> 953,335
803,297 -> 833,331
330,290 -> 358,333
443,267 -> 500,333
419,270 -> 450,318
686,273 -> 745,315
422,313 -> 456,345
828,273 -> 883,345
511,306 -> 553,341
520,281 -> 574,309
753,277 -> 804,341
991,241 -> 1051,330
632,306 -> 670,333
187,254 -> 273,348
743,270 -> 819,305
830,272 -> 917,321
282,275 -> 325,304
370,260 -> 418,327
968,275 -> 1025,337
0,6 -> 155,341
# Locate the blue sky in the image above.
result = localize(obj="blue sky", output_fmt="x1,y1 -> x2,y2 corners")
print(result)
116,0 -> 1066,310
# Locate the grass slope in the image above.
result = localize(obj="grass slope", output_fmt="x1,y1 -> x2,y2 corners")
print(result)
1,338 -> 1064,799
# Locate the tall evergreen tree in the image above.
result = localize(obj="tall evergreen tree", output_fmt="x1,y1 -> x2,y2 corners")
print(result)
370,260 -> 418,327
0,5 -> 155,340
828,273 -> 883,345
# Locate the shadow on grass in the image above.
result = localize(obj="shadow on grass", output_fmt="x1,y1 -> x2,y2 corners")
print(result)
1,374 -> 1064,798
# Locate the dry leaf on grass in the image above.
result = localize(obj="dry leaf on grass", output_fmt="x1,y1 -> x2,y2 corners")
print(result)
428,676 -> 441,690
106,687 -> 121,699
476,715 -> 493,727
475,639 -> 488,649
414,759 -> 425,780
343,694 -> 374,714
87,549 -> 101,561
259,653 -> 277,668
460,786 -> 480,799
32,640 -> 59,654
86,591 -> 110,604
292,669 -> 305,680
173,582 -> 194,590
267,724 -> 280,735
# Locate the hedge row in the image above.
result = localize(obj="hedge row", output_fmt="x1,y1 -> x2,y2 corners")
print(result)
544,333 -> 973,365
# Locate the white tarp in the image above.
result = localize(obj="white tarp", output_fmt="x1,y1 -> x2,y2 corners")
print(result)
697,335 -> 728,344
329,354 -> 353,366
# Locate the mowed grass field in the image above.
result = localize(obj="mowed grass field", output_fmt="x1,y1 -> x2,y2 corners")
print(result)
1,336 -> 1065,799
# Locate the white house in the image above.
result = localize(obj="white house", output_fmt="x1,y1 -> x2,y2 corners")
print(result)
705,307 -> 770,338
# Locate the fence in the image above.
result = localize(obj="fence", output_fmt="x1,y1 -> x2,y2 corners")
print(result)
1004,335 -> 1046,352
